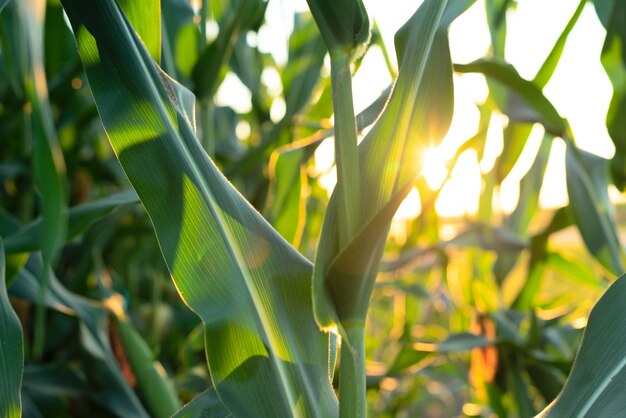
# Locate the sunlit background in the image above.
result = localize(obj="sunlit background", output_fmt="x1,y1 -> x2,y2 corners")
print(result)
216,0 -> 615,222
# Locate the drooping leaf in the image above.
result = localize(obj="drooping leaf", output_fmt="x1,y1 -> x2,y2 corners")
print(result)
539,274 -> 626,417
4,190 -> 139,254
455,59 -> 565,135
60,0 -> 337,416
10,256 -> 150,417
0,239 -> 24,418
565,146 -> 623,275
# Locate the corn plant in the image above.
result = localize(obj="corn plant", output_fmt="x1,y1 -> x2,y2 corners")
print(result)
2,0 -> 626,416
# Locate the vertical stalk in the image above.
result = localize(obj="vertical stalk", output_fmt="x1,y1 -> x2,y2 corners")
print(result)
329,52 -> 360,248
339,325 -> 366,418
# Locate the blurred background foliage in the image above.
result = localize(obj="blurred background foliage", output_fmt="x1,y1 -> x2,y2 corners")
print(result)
1,0 -> 625,416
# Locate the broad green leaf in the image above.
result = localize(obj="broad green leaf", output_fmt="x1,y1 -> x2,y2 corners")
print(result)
313,0 -> 472,333
117,0 -> 160,63
539,274 -> 626,417
593,0 -> 626,189
172,387 -> 232,418
455,59 -> 565,135
0,239 -> 24,418
10,256 -> 150,417
60,0 -> 337,416
565,146 -> 623,275
4,190 -> 139,254
305,0 -> 369,57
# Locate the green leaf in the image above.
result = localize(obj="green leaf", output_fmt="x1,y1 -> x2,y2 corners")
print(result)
60,0 -> 337,416
455,59 -> 565,135
594,0 -> 626,189
282,12 -> 327,119
0,0 -> 8,13
10,256 -> 150,417
493,133 -> 551,283
172,387 -> 232,418
305,0 -> 369,57
0,239 -> 24,418
313,0 -> 471,333
161,0 -> 198,79
15,0 -> 68,360
4,190 -> 139,254
538,274 -> 626,417
112,314 -> 181,418
533,0 -> 586,89
565,146 -> 623,275
117,0 -> 161,63
192,0 -> 266,99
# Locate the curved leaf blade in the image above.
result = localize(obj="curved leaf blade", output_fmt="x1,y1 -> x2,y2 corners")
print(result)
60,0 -> 337,416
539,274 -> 626,417
565,146 -> 623,275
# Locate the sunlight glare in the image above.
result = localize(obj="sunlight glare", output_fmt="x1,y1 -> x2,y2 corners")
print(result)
421,146 -> 449,190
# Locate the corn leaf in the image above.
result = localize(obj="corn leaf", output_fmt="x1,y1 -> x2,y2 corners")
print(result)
455,59 -> 565,136
538,274 -> 626,417
192,0 -> 266,100
565,146 -> 623,275
593,0 -> 626,189
10,256 -> 150,417
312,0 -> 471,335
304,0 -> 369,57
60,0 -> 337,416
112,314 -> 181,418
533,0 -> 586,88
4,190 -> 139,254
172,387 -> 231,418
0,239 -> 24,418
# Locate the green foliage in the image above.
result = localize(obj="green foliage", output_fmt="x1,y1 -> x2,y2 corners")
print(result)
2,0 -> 626,416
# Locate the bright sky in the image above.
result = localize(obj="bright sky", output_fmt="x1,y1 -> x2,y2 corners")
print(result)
218,0 -> 614,219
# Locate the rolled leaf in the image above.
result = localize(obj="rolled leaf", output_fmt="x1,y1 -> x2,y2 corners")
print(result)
305,0 -> 369,57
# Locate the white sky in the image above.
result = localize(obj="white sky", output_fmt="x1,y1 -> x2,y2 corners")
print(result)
219,0 -> 614,218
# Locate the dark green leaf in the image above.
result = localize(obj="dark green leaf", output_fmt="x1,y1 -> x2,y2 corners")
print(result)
565,146 -> 623,275
539,274 -> 626,417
